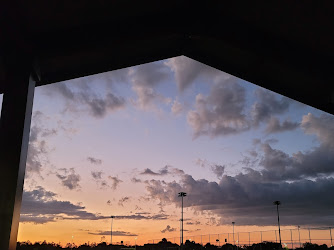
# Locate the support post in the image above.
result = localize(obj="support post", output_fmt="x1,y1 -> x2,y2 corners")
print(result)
0,70 -> 35,250
298,226 -> 301,248
290,229 -> 293,249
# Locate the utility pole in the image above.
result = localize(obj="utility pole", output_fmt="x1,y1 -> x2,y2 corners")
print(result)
178,192 -> 187,248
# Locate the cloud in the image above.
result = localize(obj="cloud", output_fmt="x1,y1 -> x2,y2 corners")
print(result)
118,197 -> 130,207
251,89 -> 291,126
20,187 -> 168,224
224,113 -> 334,183
211,165 -> 225,180
265,117 -> 299,134
140,168 -> 165,176
255,113 -> 334,181
145,114 -> 334,225
45,80 -> 126,118
87,157 -> 102,165
108,176 -> 123,190
240,145 -> 334,183
194,158 -> 210,168
26,112 -> 56,177
186,221 -> 201,225
161,225 -> 176,233
91,171 -> 103,180
85,93 -> 125,118
20,186 -> 107,224
90,171 -> 110,189
89,231 -> 138,236
187,77 -> 249,138
56,168 -> 81,190
131,177 -> 142,183
144,173 -> 334,226
165,56 -> 220,92
129,61 -> 170,109
301,113 -> 334,148
110,213 -> 168,221
140,166 -> 184,176
145,111 -> 334,227
171,100 -> 184,115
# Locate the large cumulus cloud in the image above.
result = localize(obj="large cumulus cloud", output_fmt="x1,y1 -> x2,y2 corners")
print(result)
187,77 -> 250,137
144,113 -> 334,226
145,173 -> 334,226
165,57 -> 298,137
256,113 -> 334,181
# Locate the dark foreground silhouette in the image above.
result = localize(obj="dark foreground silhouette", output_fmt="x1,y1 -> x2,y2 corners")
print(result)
17,239 -> 334,250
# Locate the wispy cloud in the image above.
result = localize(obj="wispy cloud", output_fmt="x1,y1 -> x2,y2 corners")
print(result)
118,197 -> 131,207
56,168 -> 81,190
161,225 -> 176,233
129,61 -> 171,110
108,176 -> 123,190
91,171 -> 103,180
87,157 -> 102,165
44,78 -> 126,118
265,117 -> 299,134
89,230 -> 138,236
140,166 -> 184,176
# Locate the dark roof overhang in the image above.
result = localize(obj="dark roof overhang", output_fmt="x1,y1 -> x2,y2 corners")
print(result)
1,1 -> 333,114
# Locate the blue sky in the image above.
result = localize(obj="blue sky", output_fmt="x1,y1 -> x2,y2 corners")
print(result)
1,56 -> 333,244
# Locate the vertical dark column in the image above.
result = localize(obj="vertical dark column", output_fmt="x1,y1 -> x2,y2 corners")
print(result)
0,68 -> 35,250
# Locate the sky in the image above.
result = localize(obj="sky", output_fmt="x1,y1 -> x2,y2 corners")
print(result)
1,56 -> 333,246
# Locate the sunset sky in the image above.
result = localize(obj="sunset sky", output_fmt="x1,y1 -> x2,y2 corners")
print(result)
1,56 -> 333,246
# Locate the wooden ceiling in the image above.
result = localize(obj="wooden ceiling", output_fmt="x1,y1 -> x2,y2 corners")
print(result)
1,1 -> 333,114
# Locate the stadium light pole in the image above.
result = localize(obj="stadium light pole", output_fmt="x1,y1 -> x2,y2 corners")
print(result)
232,222 -> 235,245
273,201 -> 282,245
178,192 -> 187,248
135,237 -> 137,250
111,216 -> 115,246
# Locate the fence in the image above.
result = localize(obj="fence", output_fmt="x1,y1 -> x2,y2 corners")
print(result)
147,227 -> 333,249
